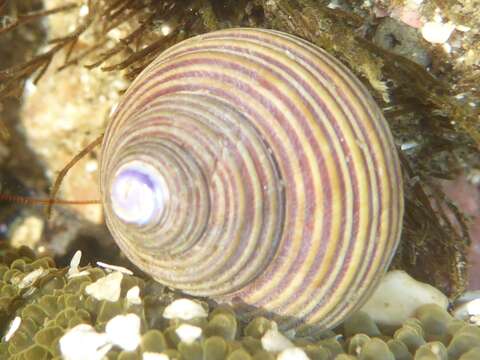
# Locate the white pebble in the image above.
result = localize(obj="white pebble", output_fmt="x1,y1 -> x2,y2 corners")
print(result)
59,324 -> 112,360
126,286 -> 142,305
454,298 -> 480,324
68,250 -> 81,274
361,270 -> 448,327
67,250 -> 89,278
163,298 -> 208,320
105,314 -> 141,351
143,353 -> 170,360
277,347 -> 311,360
19,268 -> 45,289
5,316 -> 21,341
96,261 -> 134,275
261,329 -> 294,352
175,324 -> 202,344
467,299 -> 480,316
85,272 -> 123,302
421,21 -> 455,44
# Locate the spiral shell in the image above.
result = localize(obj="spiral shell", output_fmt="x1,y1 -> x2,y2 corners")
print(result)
100,28 -> 403,329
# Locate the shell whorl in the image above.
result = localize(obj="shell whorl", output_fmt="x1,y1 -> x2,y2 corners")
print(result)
100,28 -> 404,329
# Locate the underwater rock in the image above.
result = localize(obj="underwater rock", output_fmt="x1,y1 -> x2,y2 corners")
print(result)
373,17 -> 431,67
453,292 -> 480,326
361,270 -> 449,327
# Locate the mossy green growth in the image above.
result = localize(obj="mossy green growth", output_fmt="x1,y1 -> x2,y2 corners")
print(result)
458,347 -> 480,360
447,325 -> 480,360
394,324 -> 427,353
387,339 -> 412,360
347,333 -> 370,355
0,246 -> 479,360
343,312 -> 382,338
203,336 -> 228,360
358,338 -> 395,360
415,304 -> 453,344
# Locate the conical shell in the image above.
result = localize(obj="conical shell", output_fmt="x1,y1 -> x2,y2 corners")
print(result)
100,28 -> 404,329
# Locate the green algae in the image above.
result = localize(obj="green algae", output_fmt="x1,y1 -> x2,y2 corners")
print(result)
0,247 -> 476,360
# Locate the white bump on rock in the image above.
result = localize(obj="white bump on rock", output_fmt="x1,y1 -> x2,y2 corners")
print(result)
163,299 -> 208,320
277,347 -> 311,360
59,324 -> 112,360
261,329 -> 295,352
126,286 -> 142,306
19,268 -> 45,289
175,324 -> 202,344
96,261 -> 134,275
5,316 -> 21,341
361,270 -> 448,327
421,21 -> 455,44
105,313 -> 141,351
143,353 -> 170,360
85,271 -> 123,302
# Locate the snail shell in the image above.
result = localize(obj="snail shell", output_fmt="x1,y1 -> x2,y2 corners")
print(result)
100,28 -> 403,329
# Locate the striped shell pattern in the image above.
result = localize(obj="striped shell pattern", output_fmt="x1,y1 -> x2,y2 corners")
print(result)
100,28 -> 404,329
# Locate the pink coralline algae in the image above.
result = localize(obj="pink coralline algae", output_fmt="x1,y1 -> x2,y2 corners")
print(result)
440,174 -> 480,290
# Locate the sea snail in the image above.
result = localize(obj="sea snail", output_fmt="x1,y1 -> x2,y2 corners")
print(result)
100,28 -> 404,329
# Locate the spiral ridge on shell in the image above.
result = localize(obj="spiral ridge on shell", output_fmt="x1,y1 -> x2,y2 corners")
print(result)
100,28 -> 404,329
